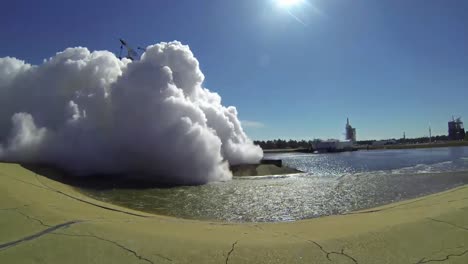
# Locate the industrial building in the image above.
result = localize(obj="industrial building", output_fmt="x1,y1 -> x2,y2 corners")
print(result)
312,140 -> 353,153
345,118 -> 357,142
448,117 -> 465,140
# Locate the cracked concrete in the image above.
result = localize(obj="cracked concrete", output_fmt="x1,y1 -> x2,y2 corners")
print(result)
427,217 -> 468,232
51,232 -> 164,264
0,204 -> 30,210
2,163 -> 468,263
153,253 -> 173,262
225,241 -> 238,264
0,221 -> 81,251
1,207 -> 163,264
308,240 -> 358,264
14,210 -> 51,227
416,249 -> 468,263
412,218 -> 468,263
1,206 -> 51,227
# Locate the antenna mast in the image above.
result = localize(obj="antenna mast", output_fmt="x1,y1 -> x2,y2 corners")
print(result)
429,126 -> 432,143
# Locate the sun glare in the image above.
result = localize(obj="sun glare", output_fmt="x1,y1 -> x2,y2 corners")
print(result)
277,0 -> 303,7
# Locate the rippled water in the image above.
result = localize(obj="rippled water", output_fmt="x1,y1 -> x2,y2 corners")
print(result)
82,147 -> 468,222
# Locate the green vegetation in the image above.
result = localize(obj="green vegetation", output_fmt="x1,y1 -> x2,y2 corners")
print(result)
360,140 -> 468,150
255,136 -> 468,151
358,135 -> 453,145
1,162 -> 468,263
254,139 -> 314,149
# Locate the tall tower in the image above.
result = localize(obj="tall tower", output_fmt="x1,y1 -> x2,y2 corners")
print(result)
429,126 -> 432,143
345,118 -> 356,143
448,116 -> 465,140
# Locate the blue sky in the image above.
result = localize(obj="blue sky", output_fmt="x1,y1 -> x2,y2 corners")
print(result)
1,0 -> 468,140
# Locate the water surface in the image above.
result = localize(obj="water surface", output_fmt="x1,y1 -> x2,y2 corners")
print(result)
82,147 -> 468,222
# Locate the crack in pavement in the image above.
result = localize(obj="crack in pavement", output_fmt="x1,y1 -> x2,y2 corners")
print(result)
266,232 -> 359,263
421,245 -> 465,259
51,232 -> 169,264
308,240 -> 358,264
153,253 -> 173,262
0,204 -> 30,210
414,218 -> 468,263
4,175 -> 50,191
1,171 -> 172,262
225,240 -> 238,264
0,220 -> 81,251
415,249 -> 468,264
14,210 -> 51,227
427,218 -> 468,232
1,207 -> 50,227
0,201 -> 162,263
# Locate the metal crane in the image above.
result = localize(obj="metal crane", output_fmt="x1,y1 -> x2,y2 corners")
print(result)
118,39 -> 146,61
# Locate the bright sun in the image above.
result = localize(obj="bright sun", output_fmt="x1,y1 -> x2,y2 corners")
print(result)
277,0 -> 303,7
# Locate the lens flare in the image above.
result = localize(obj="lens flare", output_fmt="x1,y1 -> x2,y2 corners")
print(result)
277,0 -> 303,7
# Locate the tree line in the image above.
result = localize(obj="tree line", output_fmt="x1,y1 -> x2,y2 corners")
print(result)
254,134 -> 468,150
253,139 -> 315,150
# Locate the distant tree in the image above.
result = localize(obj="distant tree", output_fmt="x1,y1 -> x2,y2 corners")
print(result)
298,140 -> 310,148
357,140 -> 375,145
254,134 -> 454,150
287,140 -> 298,149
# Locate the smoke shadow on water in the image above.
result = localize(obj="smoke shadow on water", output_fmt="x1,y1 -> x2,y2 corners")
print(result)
20,163 -> 184,190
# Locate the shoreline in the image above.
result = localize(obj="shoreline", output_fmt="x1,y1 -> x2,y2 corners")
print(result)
263,141 -> 468,153
358,141 -> 468,150
1,162 -> 468,263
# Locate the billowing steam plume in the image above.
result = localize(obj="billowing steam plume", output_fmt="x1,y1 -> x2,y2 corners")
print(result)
0,42 -> 263,185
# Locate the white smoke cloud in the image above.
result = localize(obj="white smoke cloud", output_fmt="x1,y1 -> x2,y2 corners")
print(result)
0,41 -> 263,185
